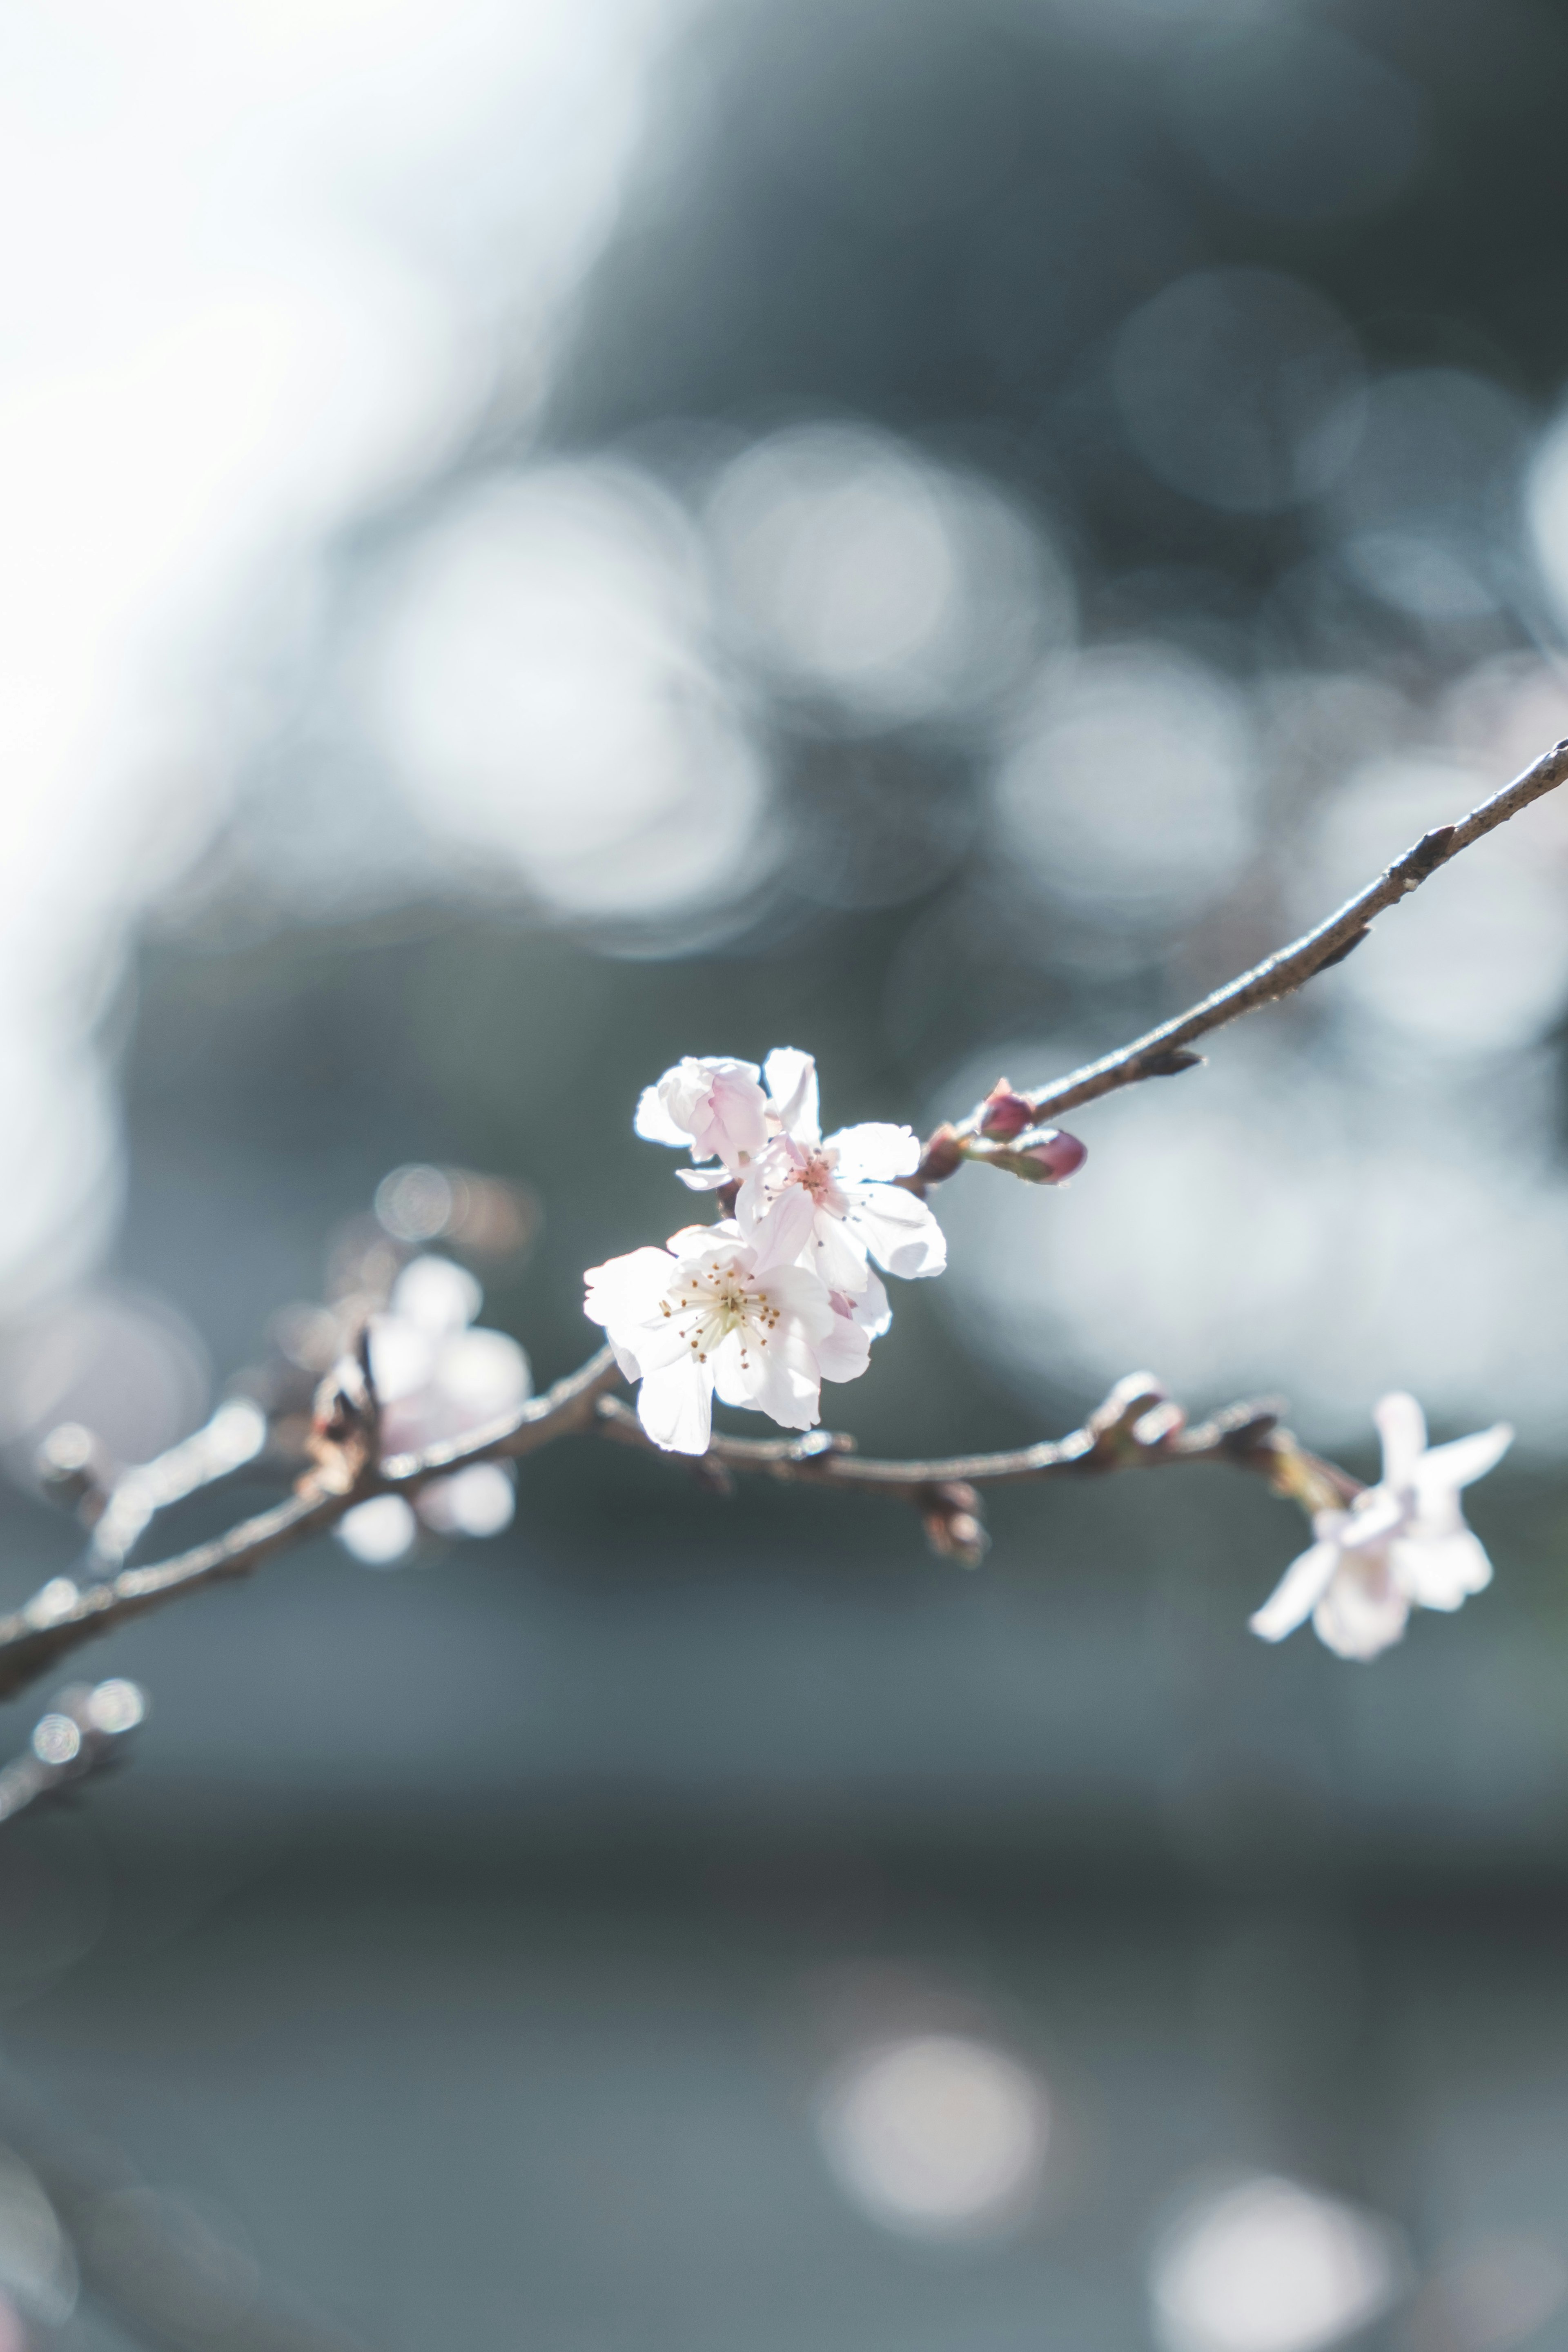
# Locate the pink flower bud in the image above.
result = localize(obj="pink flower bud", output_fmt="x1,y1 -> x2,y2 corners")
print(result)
1014,1126 -> 1087,1183
979,1083 -> 1035,1140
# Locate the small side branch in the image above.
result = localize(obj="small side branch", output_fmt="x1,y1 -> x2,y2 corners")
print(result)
593,1373 -> 1358,1565
595,1381 -> 1313,1496
3,731 -> 1532,1705
0,1349 -> 622,1702
926,738 -> 1568,1157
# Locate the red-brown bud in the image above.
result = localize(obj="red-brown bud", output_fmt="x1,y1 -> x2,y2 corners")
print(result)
969,1125 -> 1087,1183
979,1082 -> 1035,1140
917,1124 -> 966,1185
1017,1126 -> 1087,1183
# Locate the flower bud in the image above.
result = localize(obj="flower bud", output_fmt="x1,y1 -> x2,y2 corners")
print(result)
919,1480 -> 989,1568
1017,1127 -> 1087,1182
917,1124 -> 966,1185
978,1082 -> 1035,1141
968,1125 -> 1087,1183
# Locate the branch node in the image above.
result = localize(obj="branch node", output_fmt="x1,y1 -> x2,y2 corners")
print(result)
1313,927 -> 1371,974
301,1334 -> 383,1498
1139,1048 -> 1204,1078
918,1480 -> 989,1568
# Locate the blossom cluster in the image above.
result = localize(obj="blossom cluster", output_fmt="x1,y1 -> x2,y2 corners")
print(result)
584,1050 -> 947,1454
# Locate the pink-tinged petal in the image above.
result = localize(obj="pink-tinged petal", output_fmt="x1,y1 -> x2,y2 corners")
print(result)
817,1309 -> 872,1385
633,1081 -> 692,1148
1390,1528 -> 1493,1610
844,1184 -> 947,1280
805,1214 -> 872,1296
687,1060 -> 768,1167
1419,1422 -> 1513,1493
1335,1487 -> 1409,1552
828,1123 -> 922,1183
1249,1537 -> 1343,1642
637,1360 -> 714,1455
747,1184 -> 817,1276
763,1048 -> 821,1145
639,1057 -> 767,1170
675,1165 -> 734,1192
1374,1392 -> 1428,1490
1312,1552 -> 1411,1660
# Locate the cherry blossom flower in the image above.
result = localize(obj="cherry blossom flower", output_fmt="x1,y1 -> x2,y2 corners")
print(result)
336,1254 -> 529,1564
1250,1392 -> 1512,1661
584,1222 -> 864,1454
633,1056 -> 770,1180
737,1047 -> 947,1291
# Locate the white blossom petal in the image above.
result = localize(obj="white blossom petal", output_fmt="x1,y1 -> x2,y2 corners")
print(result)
829,1123 -> 922,1183
816,1303 -> 873,1385
635,1057 -> 768,1170
805,1213 -> 874,1295
746,1182 -> 818,1275
735,1325 -> 822,1428
637,1359 -> 714,1454
844,1183 -> 947,1280
1250,1536 -> 1344,1642
1390,1528 -> 1493,1610
1312,1552 -> 1411,1660
710,1328 -> 753,1409
1418,1422 -> 1514,1493
763,1261 -> 840,1342
633,1083 -> 691,1147
1335,1488 -> 1410,1552
584,1244 -> 676,1323
852,1268 -> 893,1341
764,1047 -> 821,1145
1374,1391 -> 1428,1490
675,1165 -> 734,1192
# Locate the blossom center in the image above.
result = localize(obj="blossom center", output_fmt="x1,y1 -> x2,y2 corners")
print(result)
662,1265 -> 782,1363
787,1149 -> 838,1206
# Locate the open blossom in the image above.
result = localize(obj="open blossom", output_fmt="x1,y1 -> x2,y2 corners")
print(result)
1250,1392 -> 1512,1661
738,1122 -> 946,1291
731,1046 -> 945,1292
584,1223 -> 866,1455
634,1056 -> 769,1179
630,1049 -> 946,1294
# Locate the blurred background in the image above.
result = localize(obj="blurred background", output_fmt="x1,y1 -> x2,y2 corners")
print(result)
2,0 -> 1568,2344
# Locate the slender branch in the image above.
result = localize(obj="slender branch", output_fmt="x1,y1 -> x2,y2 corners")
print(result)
0,1343 -> 1350,1699
594,1382 -> 1348,1499
0,1349 -> 621,1701
933,737 -> 1568,1150
6,733 -> 1530,1702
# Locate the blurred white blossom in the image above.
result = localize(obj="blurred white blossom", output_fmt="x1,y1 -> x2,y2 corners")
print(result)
1250,1392 -> 1511,1660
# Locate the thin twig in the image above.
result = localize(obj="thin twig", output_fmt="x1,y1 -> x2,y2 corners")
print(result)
4,735 -> 1538,1701
0,1350 -> 621,1701
593,1386 -> 1321,1496
934,737 -> 1568,1149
